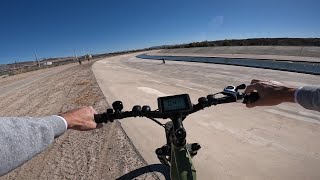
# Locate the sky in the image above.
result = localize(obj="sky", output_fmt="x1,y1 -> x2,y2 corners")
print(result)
0,0 -> 319,64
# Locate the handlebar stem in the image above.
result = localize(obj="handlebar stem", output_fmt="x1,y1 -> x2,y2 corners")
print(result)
171,115 -> 186,147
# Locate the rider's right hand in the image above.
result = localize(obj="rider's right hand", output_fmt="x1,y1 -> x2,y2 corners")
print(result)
61,106 -> 99,131
244,79 -> 297,108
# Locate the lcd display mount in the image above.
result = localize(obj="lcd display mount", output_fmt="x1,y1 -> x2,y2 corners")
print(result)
157,94 -> 192,114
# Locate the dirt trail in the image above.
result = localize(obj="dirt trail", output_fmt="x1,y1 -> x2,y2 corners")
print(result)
0,61 -> 160,179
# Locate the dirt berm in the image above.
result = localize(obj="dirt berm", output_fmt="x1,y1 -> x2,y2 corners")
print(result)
0,61 -> 161,179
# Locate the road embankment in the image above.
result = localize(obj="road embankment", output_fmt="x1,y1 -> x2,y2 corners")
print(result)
138,46 -> 320,75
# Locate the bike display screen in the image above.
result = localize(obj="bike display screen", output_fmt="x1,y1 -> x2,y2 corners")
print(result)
158,94 -> 192,114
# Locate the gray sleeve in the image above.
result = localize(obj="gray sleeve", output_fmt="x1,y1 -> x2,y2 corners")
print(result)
0,116 -> 67,176
296,86 -> 320,112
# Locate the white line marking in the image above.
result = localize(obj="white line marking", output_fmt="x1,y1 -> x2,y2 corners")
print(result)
145,79 -> 170,85
188,82 -> 203,87
137,87 -> 168,97
175,84 -> 203,92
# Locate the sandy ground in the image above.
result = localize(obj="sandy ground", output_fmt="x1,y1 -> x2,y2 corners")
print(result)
0,61 -> 160,179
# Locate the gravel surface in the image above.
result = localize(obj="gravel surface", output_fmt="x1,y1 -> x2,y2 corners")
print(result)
0,61 -> 159,180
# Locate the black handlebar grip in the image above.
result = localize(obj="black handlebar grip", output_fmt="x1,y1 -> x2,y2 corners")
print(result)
94,114 -> 104,123
243,92 -> 260,104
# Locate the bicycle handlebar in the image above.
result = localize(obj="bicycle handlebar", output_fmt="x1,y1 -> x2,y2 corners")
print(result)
94,92 -> 259,123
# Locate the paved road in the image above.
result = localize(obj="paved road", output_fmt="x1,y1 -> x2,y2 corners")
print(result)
93,53 -> 320,180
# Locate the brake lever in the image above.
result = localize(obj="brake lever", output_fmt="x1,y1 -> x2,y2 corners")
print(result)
221,86 -> 237,98
221,85 -> 246,102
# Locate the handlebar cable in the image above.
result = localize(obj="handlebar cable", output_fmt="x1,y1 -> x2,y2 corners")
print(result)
148,117 -> 166,128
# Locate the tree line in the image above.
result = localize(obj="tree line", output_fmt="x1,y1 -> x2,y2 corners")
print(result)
156,38 -> 320,49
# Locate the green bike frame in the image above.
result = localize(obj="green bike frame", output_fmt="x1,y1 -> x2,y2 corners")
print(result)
169,116 -> 197,180
170,143 -> 196,180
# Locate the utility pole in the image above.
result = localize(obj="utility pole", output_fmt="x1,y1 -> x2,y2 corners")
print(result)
34,51 -> 40,67
44,58 -> 48,68
74,49 -> 81,65
74,49 -> 78,60
82,48 -> 86,59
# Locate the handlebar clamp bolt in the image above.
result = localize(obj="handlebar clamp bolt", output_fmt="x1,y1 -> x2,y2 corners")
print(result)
107,108 -> 114,114
175,128 -> 186,139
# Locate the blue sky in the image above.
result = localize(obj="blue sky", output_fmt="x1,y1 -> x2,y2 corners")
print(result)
0,0 -> 319,64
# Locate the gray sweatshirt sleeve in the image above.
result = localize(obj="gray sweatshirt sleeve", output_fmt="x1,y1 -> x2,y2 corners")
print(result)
0,115 -> 67,176
296,86 -> 320,112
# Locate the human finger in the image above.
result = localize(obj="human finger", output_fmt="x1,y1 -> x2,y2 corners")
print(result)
245,98 -> 265,108
89,106 -> 98,114
250,79 -> 261,84
244,84 -> 255,94
244,83 -> 259,94
79,121 -> 97,131
244,82 -> 265,94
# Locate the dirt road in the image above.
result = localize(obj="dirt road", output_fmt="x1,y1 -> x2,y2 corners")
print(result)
0,61 -> 160,179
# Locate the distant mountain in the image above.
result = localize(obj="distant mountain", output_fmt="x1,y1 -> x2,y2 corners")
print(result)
154,38 -> 320,49
2,38 -> 319,66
